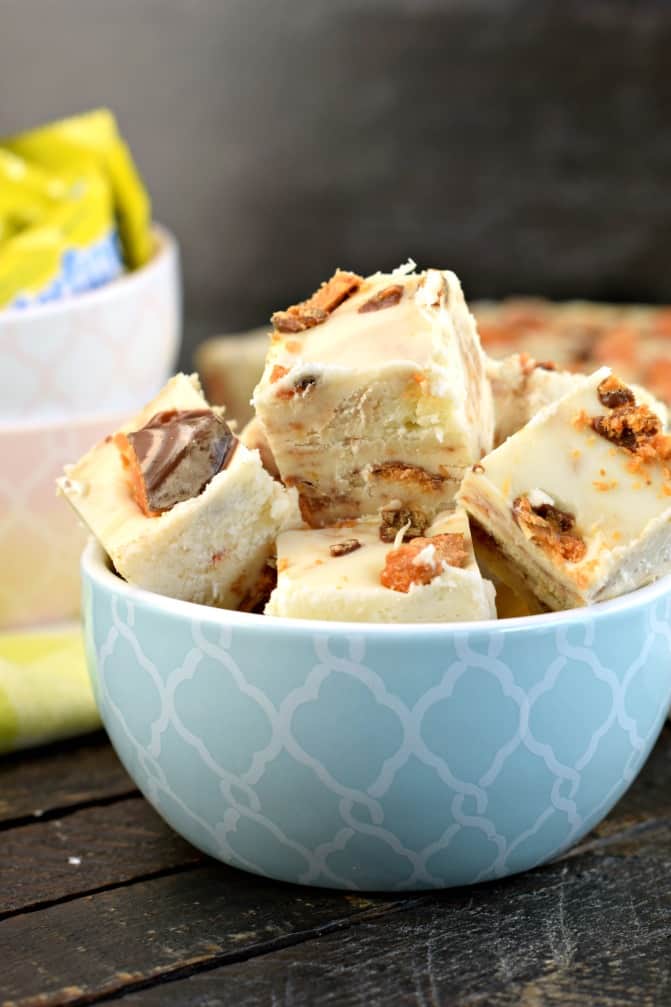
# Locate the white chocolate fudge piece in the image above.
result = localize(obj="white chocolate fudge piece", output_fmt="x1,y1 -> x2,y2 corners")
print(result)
265,508 -> 496,623
487,353 -> 668,447
58,373 -> 297,609
458,367 -> 671,610
487,354 -> 581,446
253,266 -> 494,527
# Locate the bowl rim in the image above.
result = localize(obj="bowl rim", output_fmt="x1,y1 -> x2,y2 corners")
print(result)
0,222 -> 177,326
0,404 -> 143,437
81,537 -> 671,638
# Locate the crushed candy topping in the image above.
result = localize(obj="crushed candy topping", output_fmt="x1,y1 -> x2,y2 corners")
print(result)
358,284 -> 404,313
271,270 -> 362,333
597,374 -> 636,409
379,506 -> 429,543
512,494 -> 586,564
591,404 -> 661,452
329,539 -> 362,557
380,534 -> 468,593
294,374 -> 317,394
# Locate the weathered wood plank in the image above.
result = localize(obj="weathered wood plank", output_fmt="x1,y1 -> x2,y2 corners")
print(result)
115,846 -> 671,1007
0,866 -> 394,1007
0,734 -> 134,826
1,798 -> 202,915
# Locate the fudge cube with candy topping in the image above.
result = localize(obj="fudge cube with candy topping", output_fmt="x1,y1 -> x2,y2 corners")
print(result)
253,266 -> 494,528
458,367 -> 671,610
265,507 -> 496,623
487,353 -> 668,447
58,373 -> 298,609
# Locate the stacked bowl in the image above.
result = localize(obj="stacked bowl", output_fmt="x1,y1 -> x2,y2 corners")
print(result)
1,226 -> 181,631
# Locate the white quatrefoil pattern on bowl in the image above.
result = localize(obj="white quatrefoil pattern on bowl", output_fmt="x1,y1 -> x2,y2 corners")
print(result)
83,548 -> 671,891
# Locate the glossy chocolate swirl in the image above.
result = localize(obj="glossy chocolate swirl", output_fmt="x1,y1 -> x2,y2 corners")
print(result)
127,409 -> 237,513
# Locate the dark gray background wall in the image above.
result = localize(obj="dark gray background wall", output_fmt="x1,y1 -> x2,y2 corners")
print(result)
2,0 -> 671,367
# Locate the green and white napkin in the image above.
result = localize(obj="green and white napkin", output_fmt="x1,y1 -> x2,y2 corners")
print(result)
0,623 -> 100,754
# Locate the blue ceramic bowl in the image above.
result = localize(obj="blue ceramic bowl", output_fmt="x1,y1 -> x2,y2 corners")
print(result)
82,539 -> 671,891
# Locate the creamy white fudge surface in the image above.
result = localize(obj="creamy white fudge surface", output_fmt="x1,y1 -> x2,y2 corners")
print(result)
253,266 -> 494,527
487,354 -> 668,447
458,367 -> 671,609
487,355 -> 582,447
58,374 -> 298,609
265,508 -> 496,623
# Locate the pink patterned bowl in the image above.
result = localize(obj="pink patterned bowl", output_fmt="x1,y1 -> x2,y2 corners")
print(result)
0,226 -> 181,423
0,410 -> 128,629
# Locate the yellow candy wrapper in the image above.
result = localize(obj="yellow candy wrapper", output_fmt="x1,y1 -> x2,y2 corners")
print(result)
4,108 -> 152,269
0,150 -> 123,309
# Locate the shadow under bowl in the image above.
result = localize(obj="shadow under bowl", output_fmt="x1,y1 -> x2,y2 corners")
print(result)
81,539 -> 671,891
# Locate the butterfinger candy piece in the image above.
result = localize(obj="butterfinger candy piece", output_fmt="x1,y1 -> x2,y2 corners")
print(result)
380,533 -> 468,593
271,269 -> 362,333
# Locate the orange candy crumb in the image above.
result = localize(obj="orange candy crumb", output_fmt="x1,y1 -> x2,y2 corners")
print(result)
380,534 -> 468,593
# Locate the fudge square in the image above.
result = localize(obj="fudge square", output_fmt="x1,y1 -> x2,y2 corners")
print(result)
253,265 -> 494,528
458,367 -> 671,610
58,373 -> 297,609
487,352 -> 669,447
487,354 -> 582,447
265,507 -> 496,623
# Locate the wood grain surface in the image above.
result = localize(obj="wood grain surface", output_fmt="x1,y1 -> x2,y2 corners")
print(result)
117,853 -> 671,1007
1,867 -> 396,1007
1,798 -> 202,917
2,727 -> 670,1007
0,733 -> 134,827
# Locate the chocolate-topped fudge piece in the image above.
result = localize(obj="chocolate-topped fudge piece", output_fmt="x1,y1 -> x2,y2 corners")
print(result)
58,374 -> 299,609
253,265 -> 494,527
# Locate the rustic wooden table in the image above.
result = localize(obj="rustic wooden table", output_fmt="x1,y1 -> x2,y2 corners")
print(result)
2,726 -> 670,1007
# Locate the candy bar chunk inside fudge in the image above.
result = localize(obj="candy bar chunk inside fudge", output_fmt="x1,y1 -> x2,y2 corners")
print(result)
265,507 -> 496,623
458,367 -> 671,610
58,373 -> 298,609
487,353 -> 668,447
253,265 -> 494,527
